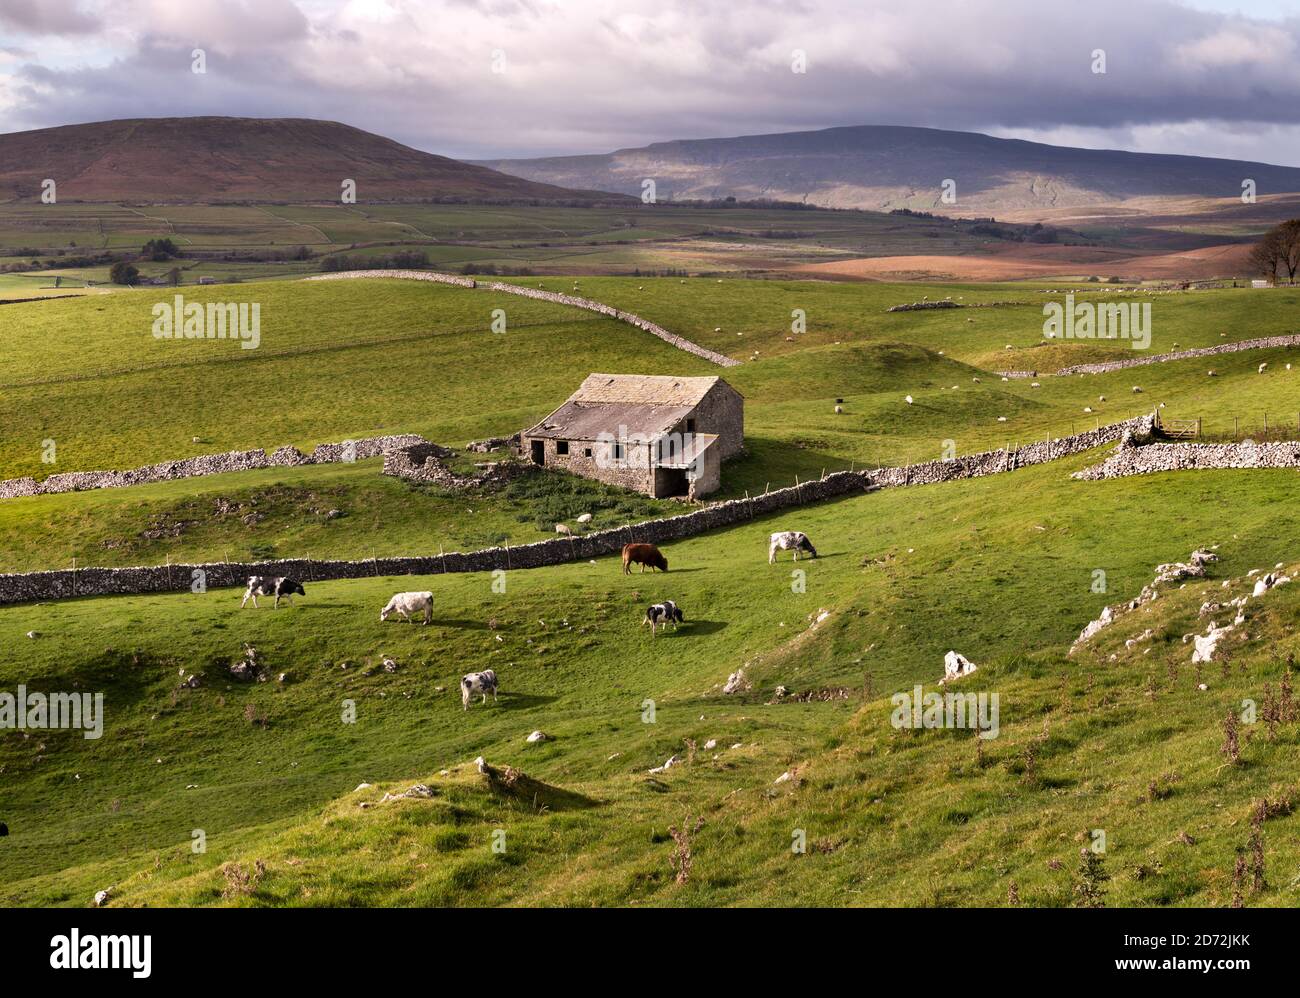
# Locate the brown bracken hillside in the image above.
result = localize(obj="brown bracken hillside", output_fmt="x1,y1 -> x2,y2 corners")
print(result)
0,116 -> 625,203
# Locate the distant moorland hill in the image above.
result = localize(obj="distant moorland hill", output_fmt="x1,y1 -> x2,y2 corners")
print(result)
0,117 -> 625,203
476,124 -> 1300,218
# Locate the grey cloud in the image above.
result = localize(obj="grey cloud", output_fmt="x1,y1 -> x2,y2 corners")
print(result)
0,0 -> 101,34
3,0 -> 1300,164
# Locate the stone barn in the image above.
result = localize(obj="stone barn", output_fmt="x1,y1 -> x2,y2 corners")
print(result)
519,373 -> 744,499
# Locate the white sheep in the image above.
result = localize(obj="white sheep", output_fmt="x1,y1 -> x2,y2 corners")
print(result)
555,523 -> 572,536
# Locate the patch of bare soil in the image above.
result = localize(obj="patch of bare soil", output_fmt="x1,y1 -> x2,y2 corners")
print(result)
792,242 -> 1255,282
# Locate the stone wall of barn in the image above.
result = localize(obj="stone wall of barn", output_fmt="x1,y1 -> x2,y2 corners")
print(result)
687,382 -> 745,460
0,413 -> 1156,606
523,436 -> 654,494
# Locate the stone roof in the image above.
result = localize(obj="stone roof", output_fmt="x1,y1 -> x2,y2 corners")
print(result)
570,373 -> 724,406
523,374 -> 736,442
526,401 -> 695,442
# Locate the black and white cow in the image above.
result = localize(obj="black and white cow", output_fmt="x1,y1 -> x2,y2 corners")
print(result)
240,576 -> 305,609
642,600 -> 685,637
461,669 -> 499,710
768,530 -> 818,564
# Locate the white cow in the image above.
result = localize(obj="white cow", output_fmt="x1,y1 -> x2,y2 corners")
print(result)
380,591 -> 433,624
461,669 -> 499,710
769,531 -> 818,564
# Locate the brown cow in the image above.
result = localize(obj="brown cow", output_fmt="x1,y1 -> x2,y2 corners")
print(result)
622,543 -> 668,574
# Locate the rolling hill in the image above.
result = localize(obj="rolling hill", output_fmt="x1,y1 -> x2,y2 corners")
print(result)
0,117 -> 625,203
475,124 -> 1300,218
4,275 -> 1300,907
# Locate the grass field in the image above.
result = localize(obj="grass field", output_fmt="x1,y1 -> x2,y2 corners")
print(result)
0,200 -> 1107,286
4,454 -> 1300,906
4,275 -> 1300,575
3,270 -> 1300,908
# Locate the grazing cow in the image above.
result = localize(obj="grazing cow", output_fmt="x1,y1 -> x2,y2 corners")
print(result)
622,542 -> 668,574
380,591 -> 434,624
241,576 -> 305,609
461,669 -> 499,710
768,531 -> 818,564
642,600 -> 685,636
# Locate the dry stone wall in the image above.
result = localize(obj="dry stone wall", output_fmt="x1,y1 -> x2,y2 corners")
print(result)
0,413 -> 1155,606
0,434 -> 427,501
999,333 -> 1300,379
1073,438 -> 1300,481
305,269 -> 740,367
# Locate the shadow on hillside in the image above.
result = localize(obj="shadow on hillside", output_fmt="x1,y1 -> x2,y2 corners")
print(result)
481,764 -> 599,812
649,619 -> 727,637
494,692 -> 557,710
433,618 -> 493,631
771,552 -> 847,563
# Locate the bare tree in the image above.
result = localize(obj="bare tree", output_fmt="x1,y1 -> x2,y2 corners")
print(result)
1249,226 -> 1283,284
1277,219 -> 1300,284
1250,219 -> 1300,285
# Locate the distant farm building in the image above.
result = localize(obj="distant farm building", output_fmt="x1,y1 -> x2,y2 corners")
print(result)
520,373 -> 744,499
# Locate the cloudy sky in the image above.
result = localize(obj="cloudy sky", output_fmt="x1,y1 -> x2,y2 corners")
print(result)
2,0 -> 1299,164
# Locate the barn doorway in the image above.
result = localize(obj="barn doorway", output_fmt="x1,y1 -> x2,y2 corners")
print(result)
655,467 -> 689,497
530,440 -> 545,465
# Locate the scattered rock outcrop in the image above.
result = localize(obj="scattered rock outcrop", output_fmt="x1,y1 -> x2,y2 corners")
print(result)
941,650 -> 977,683
722,669 -> 750,695
1192,622 -> 1234,664
1070,548 -> 1217,654
229,644 -> 266,682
